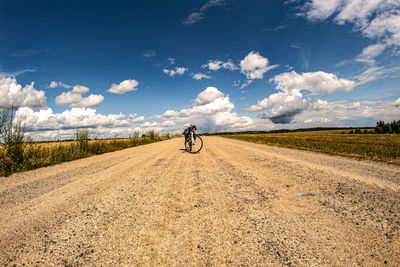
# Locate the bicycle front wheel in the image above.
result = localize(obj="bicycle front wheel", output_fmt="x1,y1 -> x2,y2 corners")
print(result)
185,134 -> 203,153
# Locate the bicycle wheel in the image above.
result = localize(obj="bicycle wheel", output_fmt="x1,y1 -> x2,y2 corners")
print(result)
185,134 -> 203,153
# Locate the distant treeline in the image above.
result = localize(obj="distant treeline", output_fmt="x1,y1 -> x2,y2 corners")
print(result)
374,120 -> 400,134
201,127 -> 374,136
203,121 -> 400,136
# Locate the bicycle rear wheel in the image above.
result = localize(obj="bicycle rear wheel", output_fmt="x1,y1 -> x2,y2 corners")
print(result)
185,134 -> 203,153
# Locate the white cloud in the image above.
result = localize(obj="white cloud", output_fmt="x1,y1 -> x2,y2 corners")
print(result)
55,85 -> 103,108
15,107 -> 129,132
246,71 -> 356,124
273,71 -> 356,96
355,43 -> 387,64
149,87 -> 257,133
141,121 -> 160,127
192,73 -> 212,80
72,85 -> 90,94
0,77 -> 46,108
240,51 -> 279,80
393,98 -> 400,107
161,120 -> 176,127
301,0 -> 400,60
364,10 -> 400,46
303,117 -> 332,124
194,87 -> 225,106
128,113 -> 145,123
142,50 -> 156,58
107,79 -> 139,94
183,0 -> 226,25
201,60 -> 238,71
163,67 -> 188,77
0,68 -> 36,79
168,57 -> 175,65
355,64 -> 400,85
49,81 -> 71,89
55,91 -> 104,108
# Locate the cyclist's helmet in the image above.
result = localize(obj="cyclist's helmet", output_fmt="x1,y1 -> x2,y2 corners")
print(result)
192,125 -> 197,130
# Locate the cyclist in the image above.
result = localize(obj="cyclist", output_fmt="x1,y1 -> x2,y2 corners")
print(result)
183,125 -> 197,145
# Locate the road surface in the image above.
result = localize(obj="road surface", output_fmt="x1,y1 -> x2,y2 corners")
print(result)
0,137 -> 399,266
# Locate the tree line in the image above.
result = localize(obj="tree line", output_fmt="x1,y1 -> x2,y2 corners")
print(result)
374,120 -> 400,134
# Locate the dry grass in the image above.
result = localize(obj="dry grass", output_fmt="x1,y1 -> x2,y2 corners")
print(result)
0,136 -> 175,176
221,130 -> 400,165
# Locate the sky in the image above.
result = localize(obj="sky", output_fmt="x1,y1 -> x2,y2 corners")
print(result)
1,0 -> 400,140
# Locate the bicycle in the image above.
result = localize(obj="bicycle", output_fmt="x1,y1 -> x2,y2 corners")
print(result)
184,125 -> 203,153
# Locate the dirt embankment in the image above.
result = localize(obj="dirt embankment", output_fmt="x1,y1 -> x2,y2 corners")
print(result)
0,137 -> 399,266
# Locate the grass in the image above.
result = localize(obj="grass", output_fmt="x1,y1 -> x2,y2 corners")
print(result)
221,130 -> 400,165
0,135 -> 175,177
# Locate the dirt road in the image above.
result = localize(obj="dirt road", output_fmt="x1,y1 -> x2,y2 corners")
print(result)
0,137 -> 399,266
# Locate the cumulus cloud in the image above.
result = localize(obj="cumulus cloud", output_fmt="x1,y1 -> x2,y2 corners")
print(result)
0,77 -> 46,108
55,91 -> 104,108
240,51 -> 279,80
183,0 -> 226,25
72,85 -> 90,94
273,71 -> 356,96
56,85 -> 103,108
201,60 -> 238,71
15,107 -> 129,132
148,87 -> 257,133
246,71 -> 356,124
192,73 -> 212,80
49,81 -> 71,89
163,67 -> 188,77
107,79 -> 139,94
128,113 -> 145,123
393,98 -> 400,107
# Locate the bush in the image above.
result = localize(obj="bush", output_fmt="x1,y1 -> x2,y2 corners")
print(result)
375,127 -> 384,134
355,128 -> 362,134
383,124 -> 392,134
75,128 -> 89,154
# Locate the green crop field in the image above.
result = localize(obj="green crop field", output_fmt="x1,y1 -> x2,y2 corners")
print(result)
221,130 -> 400,165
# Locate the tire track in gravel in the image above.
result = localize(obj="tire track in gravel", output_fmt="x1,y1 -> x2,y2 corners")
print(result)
0,136 -> 399,266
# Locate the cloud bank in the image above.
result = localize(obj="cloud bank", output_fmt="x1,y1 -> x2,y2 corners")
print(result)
0,77 -> 46,108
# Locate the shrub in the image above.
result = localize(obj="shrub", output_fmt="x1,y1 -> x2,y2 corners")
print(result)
383,124 -> 392,134
75,128 -> 89,154
355,128 -> 362,134
375,127 -> 384,134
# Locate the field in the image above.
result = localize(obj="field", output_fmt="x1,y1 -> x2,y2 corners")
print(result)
221,130 -> 400,165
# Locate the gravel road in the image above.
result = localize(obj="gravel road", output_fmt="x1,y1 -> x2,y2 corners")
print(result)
0,136 -> 399,266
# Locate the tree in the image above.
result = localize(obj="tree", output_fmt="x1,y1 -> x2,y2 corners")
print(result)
0,105 -> 25,171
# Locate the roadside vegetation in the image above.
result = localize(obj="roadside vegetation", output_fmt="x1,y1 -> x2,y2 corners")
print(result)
0,107 -> 174,176
221,127 -> 400,165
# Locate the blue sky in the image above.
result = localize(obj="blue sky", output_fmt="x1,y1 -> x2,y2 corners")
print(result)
1,0 -> 400,140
